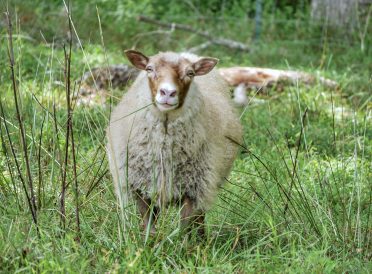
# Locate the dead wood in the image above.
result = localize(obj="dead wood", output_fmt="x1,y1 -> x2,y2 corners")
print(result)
75,65 -> 139,106
219,67 -> 338,90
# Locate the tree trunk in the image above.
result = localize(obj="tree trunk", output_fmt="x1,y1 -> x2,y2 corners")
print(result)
311,0 -> 358,29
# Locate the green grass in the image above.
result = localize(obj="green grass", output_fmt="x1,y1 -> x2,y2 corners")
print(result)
0,2 -> 371,273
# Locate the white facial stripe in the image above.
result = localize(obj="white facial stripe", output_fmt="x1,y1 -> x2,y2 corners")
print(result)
159,82 -> 177,92
155,81 -> 179,106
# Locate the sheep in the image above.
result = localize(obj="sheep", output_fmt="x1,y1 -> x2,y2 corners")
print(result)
106,50 -> 242,236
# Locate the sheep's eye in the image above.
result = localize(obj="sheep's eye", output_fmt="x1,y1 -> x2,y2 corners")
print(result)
146,67 -> 153,73
186,70 -> 195,77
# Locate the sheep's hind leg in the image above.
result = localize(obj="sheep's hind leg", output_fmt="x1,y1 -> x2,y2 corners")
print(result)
136,193 -> 158,235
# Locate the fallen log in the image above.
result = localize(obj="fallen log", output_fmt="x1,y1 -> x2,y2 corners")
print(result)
75,65 -> 139,106
219,67 -> 338,105
219,67 -> 338,88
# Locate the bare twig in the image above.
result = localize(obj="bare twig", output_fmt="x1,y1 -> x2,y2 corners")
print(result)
0,105 -> 20,208
138,15 -> 250,52
61,1 -> 81,239
37,115 -> 45,209
60,44 -> 70,231
60,6 -> 75,230
70,108 -> 80,239
5,11 -> 39,232
85,169 -> 109,199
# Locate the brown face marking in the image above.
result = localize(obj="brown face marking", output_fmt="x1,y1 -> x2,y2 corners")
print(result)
146,56 -> 194,109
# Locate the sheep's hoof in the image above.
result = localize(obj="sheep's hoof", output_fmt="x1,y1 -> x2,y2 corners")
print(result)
142,225 -> 156,236
149,227 -> 157,236
140,228 -> 157,243
196,227 -> 206,239
179,225 -> 206,240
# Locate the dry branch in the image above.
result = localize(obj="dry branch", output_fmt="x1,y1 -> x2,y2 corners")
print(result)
188,41 -> 213,53
137,15 -> 250,52
5,11 -> 39,233
60,2 -> 81,239
60,45 -> 70,231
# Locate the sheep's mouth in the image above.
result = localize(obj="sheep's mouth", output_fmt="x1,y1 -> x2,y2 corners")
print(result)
156,102 -> 178,111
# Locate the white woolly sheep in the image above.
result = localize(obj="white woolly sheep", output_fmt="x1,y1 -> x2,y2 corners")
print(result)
106,50 -> 242,236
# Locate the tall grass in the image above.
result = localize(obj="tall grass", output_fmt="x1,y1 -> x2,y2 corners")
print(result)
0,2 -> 371,272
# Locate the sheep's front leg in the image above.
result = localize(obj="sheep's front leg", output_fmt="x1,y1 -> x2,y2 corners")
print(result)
180,196 -> 194,230
180,197 -> 205,237
136,194 -> 158,235
194,213 -> 205,238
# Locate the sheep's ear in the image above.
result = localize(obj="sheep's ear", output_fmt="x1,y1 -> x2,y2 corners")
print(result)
125,50 -> 149,70
193,57 -> 219,76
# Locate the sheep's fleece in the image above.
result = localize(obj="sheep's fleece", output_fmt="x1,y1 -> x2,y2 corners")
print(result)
106,52 -> 243,211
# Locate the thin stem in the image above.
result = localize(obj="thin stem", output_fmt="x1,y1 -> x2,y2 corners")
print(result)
5,11 -> 38,233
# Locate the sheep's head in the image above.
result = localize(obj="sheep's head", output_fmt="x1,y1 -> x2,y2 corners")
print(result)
125,50 -> 218,112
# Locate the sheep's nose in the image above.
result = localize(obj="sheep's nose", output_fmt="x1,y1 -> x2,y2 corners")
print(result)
160,89 -> 177,97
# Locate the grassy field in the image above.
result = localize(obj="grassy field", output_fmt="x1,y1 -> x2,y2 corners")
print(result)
0,1 -> 371,273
